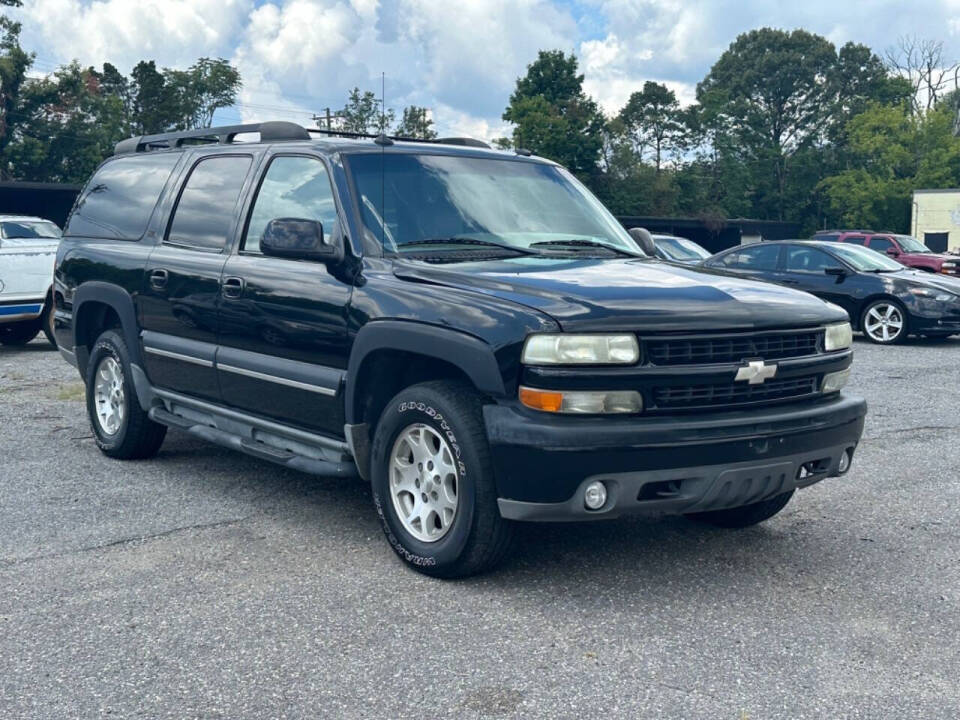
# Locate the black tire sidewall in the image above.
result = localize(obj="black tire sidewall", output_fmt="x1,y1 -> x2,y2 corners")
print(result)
0,319 -> 42,345
85,331 -> 133,452
861,299 -> 908,344
371,389 -> 481,572
41,300 -> 57,347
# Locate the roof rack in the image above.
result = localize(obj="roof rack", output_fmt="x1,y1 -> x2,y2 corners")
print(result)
114,121 -> 311,155
114,120 -> 493,155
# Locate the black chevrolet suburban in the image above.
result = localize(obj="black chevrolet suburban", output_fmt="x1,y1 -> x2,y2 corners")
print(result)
54,121 -> 867,577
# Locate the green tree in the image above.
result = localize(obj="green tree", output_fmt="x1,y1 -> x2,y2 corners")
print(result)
394,105 -> 437,139
164,57 -> 241,129
697,28 -> 836,220
0,0 -> 31,178
819,104 -> 960,230
339,87 -> 394,134
502,50 -> 604,177
618,81 -> 683,172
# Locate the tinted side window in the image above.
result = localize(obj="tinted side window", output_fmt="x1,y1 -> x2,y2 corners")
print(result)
243,156 -> 339,254
167,155 -> 252,251
719,244 -> 780,270
868,237 -> 895,253
815,234 -> 839,242
65,154 -> 180,240
785,246 -> 843,273
844,235 -> 868,246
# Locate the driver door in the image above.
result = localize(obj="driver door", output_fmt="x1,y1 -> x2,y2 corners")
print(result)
777,245 -> 858,319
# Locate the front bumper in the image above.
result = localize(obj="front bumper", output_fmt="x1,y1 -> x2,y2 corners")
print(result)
484,393 -> 866,521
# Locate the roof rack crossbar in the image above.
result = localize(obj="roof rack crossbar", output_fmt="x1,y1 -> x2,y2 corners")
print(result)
114,120 -> 492,155
114,121 -> 311,155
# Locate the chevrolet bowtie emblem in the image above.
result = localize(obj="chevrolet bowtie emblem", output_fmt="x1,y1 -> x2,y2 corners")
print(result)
735,360 -> 778,385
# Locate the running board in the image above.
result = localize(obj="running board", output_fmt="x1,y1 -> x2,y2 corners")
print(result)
148,401 -> 357,478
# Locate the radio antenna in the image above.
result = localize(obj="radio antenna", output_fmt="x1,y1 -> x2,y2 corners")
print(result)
374,71 -> 392,147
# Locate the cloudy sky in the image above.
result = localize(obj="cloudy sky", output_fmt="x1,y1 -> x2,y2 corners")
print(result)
12,0 -> 960,141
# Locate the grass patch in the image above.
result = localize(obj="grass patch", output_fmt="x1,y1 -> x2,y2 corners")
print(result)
56,383 -> 86,401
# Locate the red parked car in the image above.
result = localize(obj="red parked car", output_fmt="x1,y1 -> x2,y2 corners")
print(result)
813,230 -> 958,275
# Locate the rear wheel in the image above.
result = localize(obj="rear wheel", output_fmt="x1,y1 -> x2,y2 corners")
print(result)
686,490 -> 795,529
0,319 -> 41,346
370,380 -> 515,578
85,329 -> 167,459
861,300 -> 907,344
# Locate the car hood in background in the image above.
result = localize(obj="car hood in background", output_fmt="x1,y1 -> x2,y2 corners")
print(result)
393,256 -> 846,332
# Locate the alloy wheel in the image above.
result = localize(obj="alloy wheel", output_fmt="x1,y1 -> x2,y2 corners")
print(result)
93,356 -> 126,435
389,423 -> 459,543
864,303 -> 904,343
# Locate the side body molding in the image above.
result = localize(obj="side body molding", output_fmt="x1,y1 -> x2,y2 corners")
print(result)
344,320 -> 507,425
71,282 -> 142,374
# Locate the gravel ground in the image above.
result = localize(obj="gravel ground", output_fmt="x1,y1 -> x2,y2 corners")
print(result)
1,335 -> 958,719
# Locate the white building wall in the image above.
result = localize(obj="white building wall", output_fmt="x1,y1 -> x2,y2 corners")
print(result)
912,189 -> 960,251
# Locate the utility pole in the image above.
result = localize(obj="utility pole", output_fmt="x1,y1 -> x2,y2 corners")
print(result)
311,108 -> 342,131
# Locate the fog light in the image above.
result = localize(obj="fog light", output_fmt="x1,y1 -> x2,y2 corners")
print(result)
584,481 -> 607,510
838,448 -> 853,474
822,368 -> 850,394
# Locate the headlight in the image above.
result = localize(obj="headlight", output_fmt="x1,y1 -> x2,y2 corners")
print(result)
519,386 -> 643,414
824,322 -> 853,351
908,287 -> 956,303
822,368 -> 850,394
522,333 -> 639,365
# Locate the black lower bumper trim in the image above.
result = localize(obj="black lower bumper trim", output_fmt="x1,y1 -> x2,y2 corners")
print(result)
484,393 -> 866,506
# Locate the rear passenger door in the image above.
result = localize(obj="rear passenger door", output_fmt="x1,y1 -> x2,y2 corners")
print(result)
216,153 -> 352,436
140,153 -> 255,400
709,243 -> 783,282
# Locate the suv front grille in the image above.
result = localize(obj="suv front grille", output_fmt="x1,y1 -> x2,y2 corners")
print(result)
653,375 -> 819,410
644,331 -> 821,366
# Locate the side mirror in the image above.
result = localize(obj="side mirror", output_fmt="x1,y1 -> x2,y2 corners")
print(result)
886,247 -> 900,257
627,227 -> 657,256
825,267 -> 848,277
261,218 -> 337,261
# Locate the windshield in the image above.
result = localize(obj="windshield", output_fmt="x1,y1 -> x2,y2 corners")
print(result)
826,242 -> 905,271
656,236 -> 710,261
894,235 -> 931,253
346,153 -> 641,256
1,220 -> 61,240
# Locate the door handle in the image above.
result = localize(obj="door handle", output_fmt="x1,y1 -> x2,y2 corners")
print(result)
222,276 -> 245,298
149,268 -> 168,290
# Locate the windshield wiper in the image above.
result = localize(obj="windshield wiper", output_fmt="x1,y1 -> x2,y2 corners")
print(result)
398,237 -> 539,255
529,239 -> 635,257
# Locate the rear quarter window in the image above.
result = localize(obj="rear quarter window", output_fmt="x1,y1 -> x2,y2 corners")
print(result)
65,153 -> 181,240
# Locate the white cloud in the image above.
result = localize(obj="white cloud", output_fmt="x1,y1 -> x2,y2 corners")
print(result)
17,0 -> 252,72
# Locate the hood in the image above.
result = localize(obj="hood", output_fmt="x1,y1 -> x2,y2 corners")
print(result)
894,268 -> 960,294
393,256 -> 847,332
900,252 -> 953,262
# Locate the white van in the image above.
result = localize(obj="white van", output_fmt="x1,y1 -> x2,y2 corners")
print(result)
0,215 -> 61,347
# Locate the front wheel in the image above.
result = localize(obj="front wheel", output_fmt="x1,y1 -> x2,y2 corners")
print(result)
41,300 -> 57,347
370,380 -> 515,578
686,490 -> 795,529
861,300 -> 908,344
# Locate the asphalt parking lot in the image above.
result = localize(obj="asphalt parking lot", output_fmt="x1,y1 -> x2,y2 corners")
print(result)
1,337 -> 958,719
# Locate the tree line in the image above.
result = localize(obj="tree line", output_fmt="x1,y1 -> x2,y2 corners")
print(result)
500,32 -> 960,234
1,0 -> 957,235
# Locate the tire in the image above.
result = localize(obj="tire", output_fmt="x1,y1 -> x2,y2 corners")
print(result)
370,380 -> 515,578
686,490 -> 795,529
860,299 -> 908,344
0,319 -> 41,346
85,329 -> 167,459
41,300 -> 57,348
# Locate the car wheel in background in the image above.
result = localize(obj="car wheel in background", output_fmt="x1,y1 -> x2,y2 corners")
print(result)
861,300 -> 908,344
0,320 -> 42,346
370,380 -> 515,578
686,490 -> 795,528
85,329 -> 167,459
